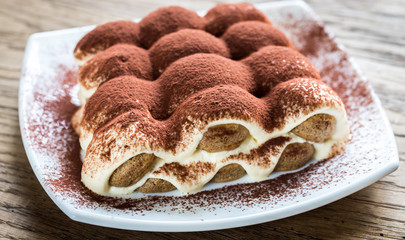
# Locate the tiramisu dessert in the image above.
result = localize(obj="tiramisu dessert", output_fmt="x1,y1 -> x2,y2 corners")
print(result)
71,3 -> 350,195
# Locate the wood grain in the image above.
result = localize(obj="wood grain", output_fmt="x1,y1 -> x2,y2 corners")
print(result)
0,0 -> 404,239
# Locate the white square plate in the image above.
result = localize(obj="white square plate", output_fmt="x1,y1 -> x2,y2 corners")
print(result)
19,1 -> 398,232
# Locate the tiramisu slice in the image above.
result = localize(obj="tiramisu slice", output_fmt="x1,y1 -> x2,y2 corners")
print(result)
72,3 -> 350,195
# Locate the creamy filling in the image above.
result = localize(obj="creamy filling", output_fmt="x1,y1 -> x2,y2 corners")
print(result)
80,106 -> 350,195
78,86 -> 97,105
74,50 -> 97,67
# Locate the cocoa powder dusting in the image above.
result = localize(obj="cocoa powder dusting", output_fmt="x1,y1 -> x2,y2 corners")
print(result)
26,65 -> 84,196
80,46 -> 325,157
227,137 -> 291,167
138,6 -> 205,49
74,21 -> 140,60
222,21 -> 293,60
204,3 -> 270,36
149,29 -> 230,77
22,3 -> 390,216
79,43 -> 153,89
154,162 -> 215,183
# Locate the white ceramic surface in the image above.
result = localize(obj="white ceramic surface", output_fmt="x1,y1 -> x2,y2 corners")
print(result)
19,1 -> 399,232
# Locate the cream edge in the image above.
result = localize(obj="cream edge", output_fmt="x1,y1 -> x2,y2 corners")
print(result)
74,50 -> 97,67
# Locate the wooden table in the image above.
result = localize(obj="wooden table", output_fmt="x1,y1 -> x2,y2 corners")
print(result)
1,0 -> 404,239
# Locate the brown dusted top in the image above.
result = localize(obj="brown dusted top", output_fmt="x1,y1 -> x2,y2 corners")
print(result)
74,5 -> 304,93
78,44 -> 153,89
204,3 -> 270,36
81,76 -> 158,133
243,45 -> 321,97
222,21 -> 293,60
73,3 -> 345,165
149,29 -> 230,77
138,6 -> 205,49
158,53 -> 253,115
74,3 -> 271,67
74,20 -> 140,61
